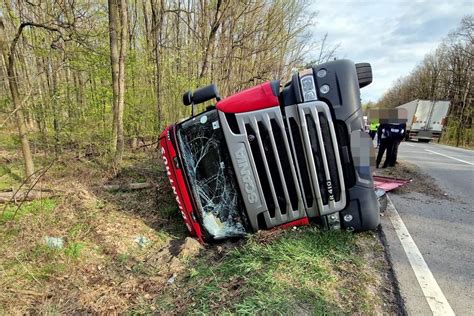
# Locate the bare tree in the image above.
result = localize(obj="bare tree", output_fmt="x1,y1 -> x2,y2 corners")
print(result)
108,0 -> 128,168
108,0 -> 120,152
0,18 -> 61,180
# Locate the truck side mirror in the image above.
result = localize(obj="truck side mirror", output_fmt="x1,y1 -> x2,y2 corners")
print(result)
183,91 -> 193,106
182,83 -> 221,117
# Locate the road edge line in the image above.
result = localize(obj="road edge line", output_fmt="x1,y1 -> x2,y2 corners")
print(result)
425,149 -> 473,166
386,196 -> 455,316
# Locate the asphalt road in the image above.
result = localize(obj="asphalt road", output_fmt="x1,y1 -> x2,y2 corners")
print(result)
381,141 -> 473,315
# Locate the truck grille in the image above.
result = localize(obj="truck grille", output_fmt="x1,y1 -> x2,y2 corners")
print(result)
218,107 -> 305,230
219,102 -> 346,231
286,102 -> 346,216
236,108 -> 305,229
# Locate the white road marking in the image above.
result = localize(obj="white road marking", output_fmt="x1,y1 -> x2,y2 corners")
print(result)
406,143 -> 415,147
425,149 -> 474,166
386,196 -> 455,316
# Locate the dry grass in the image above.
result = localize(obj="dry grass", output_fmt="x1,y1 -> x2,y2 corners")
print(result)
1,148 -> 400,314
0,150 -> 197,314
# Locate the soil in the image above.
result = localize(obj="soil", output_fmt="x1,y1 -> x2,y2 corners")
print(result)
374,161 -> 450,199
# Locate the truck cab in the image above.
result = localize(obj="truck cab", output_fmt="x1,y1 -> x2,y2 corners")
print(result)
159,59 -> 380,242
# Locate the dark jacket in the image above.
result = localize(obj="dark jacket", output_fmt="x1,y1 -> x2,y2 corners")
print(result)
378,123 -> 405,140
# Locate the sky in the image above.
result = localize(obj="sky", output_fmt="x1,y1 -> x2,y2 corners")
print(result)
309,0 -> 473,103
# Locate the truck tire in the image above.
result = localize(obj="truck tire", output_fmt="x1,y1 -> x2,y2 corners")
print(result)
355,63 -> 372,88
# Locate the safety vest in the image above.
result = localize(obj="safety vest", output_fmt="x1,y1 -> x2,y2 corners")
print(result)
369,122 -> 379,132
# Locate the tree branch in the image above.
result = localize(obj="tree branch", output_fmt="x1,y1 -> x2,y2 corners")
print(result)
8,22 -> 62,74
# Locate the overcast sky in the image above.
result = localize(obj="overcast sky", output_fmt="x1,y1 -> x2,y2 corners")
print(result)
309,0 -> 472,103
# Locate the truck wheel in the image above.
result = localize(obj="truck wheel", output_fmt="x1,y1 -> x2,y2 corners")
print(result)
355,63 -> 372,88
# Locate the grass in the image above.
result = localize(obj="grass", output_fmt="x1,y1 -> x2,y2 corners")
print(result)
0,146 -> 395,314
156,229 -> 387,315
1,198 -> 57,223
64,242 -> 85,259
0,163 -> 24,191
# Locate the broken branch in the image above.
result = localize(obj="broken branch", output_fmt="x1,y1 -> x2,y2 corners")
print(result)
101,182 -> 154,192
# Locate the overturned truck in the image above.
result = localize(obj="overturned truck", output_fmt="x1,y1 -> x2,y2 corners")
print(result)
159,59 -> 379,243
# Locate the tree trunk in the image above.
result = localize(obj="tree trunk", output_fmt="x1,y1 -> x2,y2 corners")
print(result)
150,0 -> 164,131
0,19 -> 35,180
113,0 -> 128,168
199,0 -> 223,79
101,182 -> 153,192
108,0 -> 120,152
456,76 -> 471,147
48,57 -> 61,155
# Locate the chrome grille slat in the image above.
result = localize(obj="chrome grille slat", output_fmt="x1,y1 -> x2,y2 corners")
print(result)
251,117 -> 283,224
320,105 -> 346,209
298,112 -> 325,212
264,116 -> 293,216
310,107 -> 336,209
233,108 -> 305,229
296,102 -> 346,215
285,106 -> 318,217
314,103 -> 346,210
275,114 -> 305,214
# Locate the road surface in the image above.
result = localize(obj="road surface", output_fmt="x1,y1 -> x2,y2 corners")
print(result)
381,142 -> 473,315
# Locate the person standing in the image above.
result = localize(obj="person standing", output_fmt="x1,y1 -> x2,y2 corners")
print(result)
369,121 -> 379,140
376,122 -> 394,168
388,122 -> 406,166
389,108 -> 408,166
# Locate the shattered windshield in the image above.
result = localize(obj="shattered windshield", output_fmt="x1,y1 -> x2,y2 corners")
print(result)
176,110 -> 247,239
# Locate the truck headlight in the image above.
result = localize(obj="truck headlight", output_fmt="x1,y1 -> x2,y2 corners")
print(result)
300,75 -> 317,102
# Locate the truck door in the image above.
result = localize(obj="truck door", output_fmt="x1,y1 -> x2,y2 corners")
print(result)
411,100 -> 432,131
427,101 -> 450,132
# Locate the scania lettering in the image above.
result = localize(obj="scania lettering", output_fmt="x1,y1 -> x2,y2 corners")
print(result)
235,146 -> 259,204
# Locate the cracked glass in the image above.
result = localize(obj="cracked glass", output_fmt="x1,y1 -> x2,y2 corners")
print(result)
176,110 -> 247,239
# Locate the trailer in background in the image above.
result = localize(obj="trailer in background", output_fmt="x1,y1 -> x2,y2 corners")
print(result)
397,100 -> 418,140
396,100 -> 450,142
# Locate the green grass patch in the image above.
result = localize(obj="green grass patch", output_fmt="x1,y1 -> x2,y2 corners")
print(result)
1,198 -> 57,223
157,229 -> 377,315
160,204 -> 179,218
64,242 -> 85,259
0,131 -> 19,151
33,262 -> 66,281
0,163 -> 24,191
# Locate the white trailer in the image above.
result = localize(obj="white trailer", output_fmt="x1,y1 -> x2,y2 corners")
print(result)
396,100 -> 450,142
397,100 -> 418,134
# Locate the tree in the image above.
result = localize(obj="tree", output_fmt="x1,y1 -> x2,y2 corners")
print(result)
376,16 -> 473,147
108,0 -> 128,169
1,18 -> 48,181
1,0 -> 317,172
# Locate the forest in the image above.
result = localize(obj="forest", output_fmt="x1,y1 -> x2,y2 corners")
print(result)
375,15 -> 473,147
0,0 -> 328,180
